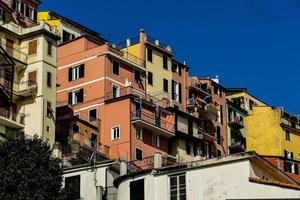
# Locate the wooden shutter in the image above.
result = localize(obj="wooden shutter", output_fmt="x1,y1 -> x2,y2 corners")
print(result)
28,71 -> 36,86
28,40 -> 37,55
68,92 -> 72,104
6,39 -> 13,55
68,67 -> 72,81
78,89 -> 83,103
171,80 -> 175,100
79,64 -> 84,78
179,83 -> 182,103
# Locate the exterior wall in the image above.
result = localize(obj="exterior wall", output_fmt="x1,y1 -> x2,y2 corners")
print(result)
117,159 -> 300,200
62,163 -> 118,200
0,21 -> 58,145
246,107 -> 284,157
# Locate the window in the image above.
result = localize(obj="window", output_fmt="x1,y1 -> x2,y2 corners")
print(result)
112,60 -> 120,75
62,30 -> 75,42
6,39 -> 13,55
285,130 -> 291,141
163,55 -> 168,69
188,120 -> 193,135
28,40 -> 37,55
136,128 -> 143,140
65,175 -> 80,200
163,79 -> 168,92
216,126 -> 221,145
111,126 -> 120,140
72,123 -> 79,133
147,48 -> 152,62
91,133 -> 97,149
68,89 -> 84,105
135,148 -> 143,160
68,64 -> 84,81
28,71 -> 37,86
186,143 -> 191,155
284,150 -> 298,174
148,72 -> 153,85
169,174 -> 186,200
291,122 -> 296,129
112,85 -> 120,98
46,101 -> 52,118
12,0 -> 21,12
130,179 -> 144,200
47,41 -> 52,56
172,80 -> 181,102
215,103 -> 221,124
0,8 -> 5,21
25,6 -> 34,20
134,70 -> 141,83
152,134 -> 160,147
47,72 -> 52,88
214,84 -> 220,96
172,62 -> 181,75
89,109 -> 97,122
202,142 -> 210,158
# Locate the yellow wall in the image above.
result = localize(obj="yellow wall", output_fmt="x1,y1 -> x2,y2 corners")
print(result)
38,11 -> 61,33
124,43 -> 141,59
146,47 -> 172,99
246,106 -> 300,160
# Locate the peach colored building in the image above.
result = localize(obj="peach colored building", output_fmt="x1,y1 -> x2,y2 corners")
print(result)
56,35 -> 175,161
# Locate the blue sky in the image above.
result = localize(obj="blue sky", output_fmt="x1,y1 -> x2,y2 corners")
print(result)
41,0 -> 300,114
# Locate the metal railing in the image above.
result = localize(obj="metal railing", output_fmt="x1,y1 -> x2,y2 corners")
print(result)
146,35 -> 171,51
128,155 -> 177,172
105,86 -> 171,109
132,110 -> 175,133
0,106 -> 25,126
228,116 -> 244,126
120,49 -> 145,67
115,36 -> 140,49
0,40 -> 28,64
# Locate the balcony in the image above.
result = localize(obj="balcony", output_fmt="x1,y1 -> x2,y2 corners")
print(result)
131,111 -> 175,137
127,154 -> 177,172
198,126 -> 216,141
228,116 -> 244,129
105,86 -> 171,108
229,138 -> 246,154
189,79 -> 212,97
0,40 -> 28,66
14,80 -> 38,98
0,107 -> 25,129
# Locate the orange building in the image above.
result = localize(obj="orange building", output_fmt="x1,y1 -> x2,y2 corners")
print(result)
56,35 -> 175,161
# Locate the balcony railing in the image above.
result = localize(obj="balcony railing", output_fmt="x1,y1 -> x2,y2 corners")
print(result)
189,79 -> 211,96
0,41 -> 28,64
128,155 -> 177,172
120,49 -> 145,67
105,86 -> 171,108
14,80 -> 38,97
145,35 -> 171,52
0,106 -> 25,127
132,110 -> 174,133
228,116 -> 244,129
115,36 -> 140,49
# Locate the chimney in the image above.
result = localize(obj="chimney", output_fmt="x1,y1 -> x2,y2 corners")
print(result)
126,39 -> 131,47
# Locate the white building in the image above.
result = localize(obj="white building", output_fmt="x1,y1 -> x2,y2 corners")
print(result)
62,160 -> 119,200
115,152 -> 300,200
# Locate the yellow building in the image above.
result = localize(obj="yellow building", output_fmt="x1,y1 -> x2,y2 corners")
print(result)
0,4 -> 60,145
38,11 -> 104,43
246,106 -> 300,160
120,29 -> 174,100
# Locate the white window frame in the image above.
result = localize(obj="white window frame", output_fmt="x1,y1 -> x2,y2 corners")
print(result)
168,174 -> 186,200
136,127 -> 143,140
135,147 -> 143,160
27,6 -> 34,20
111,126 -> 120,140
152,134 -> 160,147
72,66 -> 80,81
72,89 -> 81,105
15,0 -> 21,12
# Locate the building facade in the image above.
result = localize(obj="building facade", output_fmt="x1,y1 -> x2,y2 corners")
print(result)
115,152 -> 300,200
0,0 -> 59,144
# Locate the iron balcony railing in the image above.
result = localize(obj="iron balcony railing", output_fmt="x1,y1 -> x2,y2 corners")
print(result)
132,110 -> 175,133
145,35 -> 171,51
120,49 -> 145,67
0,41 -> 28,64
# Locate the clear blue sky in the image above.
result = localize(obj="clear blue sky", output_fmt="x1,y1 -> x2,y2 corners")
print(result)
41,0 -> 300,114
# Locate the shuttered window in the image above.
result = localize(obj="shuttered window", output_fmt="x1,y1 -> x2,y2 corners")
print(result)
68,64 -> 84,81
68,89 -> 84,105
28,71 -> 37,86
28,40 -> 37,55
